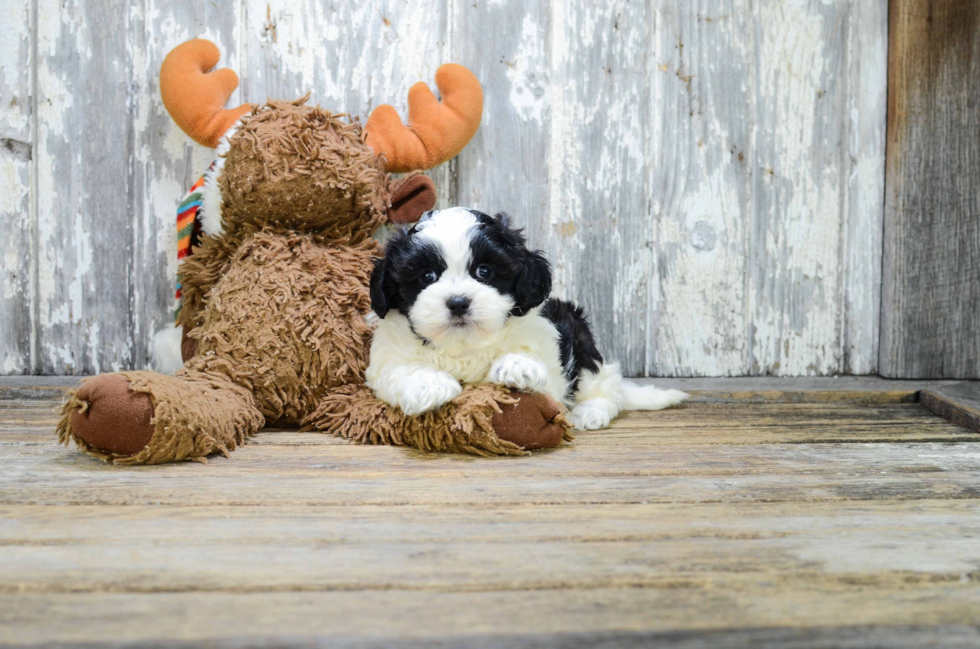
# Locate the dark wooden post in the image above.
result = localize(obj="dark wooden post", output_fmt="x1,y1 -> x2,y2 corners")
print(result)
881,0 -> 980,378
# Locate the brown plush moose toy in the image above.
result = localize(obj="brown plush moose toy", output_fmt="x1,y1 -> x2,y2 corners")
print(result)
57,39 -> 569,464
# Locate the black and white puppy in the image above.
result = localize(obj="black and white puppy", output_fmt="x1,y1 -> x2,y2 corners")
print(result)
366,208 -> 688,429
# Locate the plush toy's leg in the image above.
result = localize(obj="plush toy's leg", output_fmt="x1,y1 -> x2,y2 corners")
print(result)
57,370 -> 264,465
491,390 -> 572,450
305,384 -> 571,456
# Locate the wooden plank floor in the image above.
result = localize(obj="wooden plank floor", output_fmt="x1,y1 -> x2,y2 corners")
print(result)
2,381 -> 980,648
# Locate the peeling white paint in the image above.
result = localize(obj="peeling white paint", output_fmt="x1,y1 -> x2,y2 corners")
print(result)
505,15 -> 548,123
0,0 -> 31,133
657,168 -> 747,376
86,321 -> 101,375
843,0 -> 887,375
747,0 -> 846,375
546,0 -> 578,299
0,0 -> 31,374
0,161 -> 26,218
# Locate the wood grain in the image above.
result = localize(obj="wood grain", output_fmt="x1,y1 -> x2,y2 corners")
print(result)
3,401 -> 979,507
0,500 -> 978,593
3,587 -> 980,647
745,1 -> 870,376
650,1 -> 752,376
549,0 -> 654,377
881,0 -> 980,378
0,0 -> 33,375
32,0 -> 135,374
3,386 -> 980,645
920,384 -> 980,433
844,0 -> 889,375
453,0 -> 549,244
0,399 -> 969,436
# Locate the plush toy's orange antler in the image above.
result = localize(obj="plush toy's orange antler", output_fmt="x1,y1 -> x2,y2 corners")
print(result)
160,39 -> 252,148
365,64 -> 483,173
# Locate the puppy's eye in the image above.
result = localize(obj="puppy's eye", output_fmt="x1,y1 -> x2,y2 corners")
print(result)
422,269 -> 438,284
475,264 -> 493,281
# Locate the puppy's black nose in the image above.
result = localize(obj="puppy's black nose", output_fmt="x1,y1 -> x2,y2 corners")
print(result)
446,296 -> 471,317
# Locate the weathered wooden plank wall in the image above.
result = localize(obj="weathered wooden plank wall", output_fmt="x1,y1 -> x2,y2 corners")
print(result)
2,0 -> 890,377
881,0 -> 980,379
461,0 -> 888,377
0,0 -> 33,374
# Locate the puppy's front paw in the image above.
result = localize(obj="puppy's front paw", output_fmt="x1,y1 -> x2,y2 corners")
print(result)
396,371 -> 463,416
488,354 -> 549,392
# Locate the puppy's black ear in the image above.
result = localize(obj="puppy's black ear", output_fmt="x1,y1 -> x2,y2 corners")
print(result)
513,248 -> 552,316
370,255 -> 399,318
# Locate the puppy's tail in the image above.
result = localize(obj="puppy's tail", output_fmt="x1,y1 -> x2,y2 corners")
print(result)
620,377 -> 689,411
569,362 -> 688,430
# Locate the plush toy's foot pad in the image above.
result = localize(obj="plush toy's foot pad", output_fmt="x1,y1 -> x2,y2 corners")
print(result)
492,391 -> 569,450
67,375 -> 156,456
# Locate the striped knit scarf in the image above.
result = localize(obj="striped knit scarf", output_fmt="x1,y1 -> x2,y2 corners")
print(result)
173,161 -> 215,320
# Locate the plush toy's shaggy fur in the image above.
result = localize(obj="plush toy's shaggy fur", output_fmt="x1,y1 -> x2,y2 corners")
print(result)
56,41 -> 569,464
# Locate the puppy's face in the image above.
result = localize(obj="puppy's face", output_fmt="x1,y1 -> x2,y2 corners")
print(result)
371,207 -> 552,347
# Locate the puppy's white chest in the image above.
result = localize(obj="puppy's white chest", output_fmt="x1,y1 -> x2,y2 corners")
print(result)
428,351 -> 497,384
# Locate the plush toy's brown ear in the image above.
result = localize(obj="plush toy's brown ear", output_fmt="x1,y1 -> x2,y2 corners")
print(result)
387,173 -> 437,224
